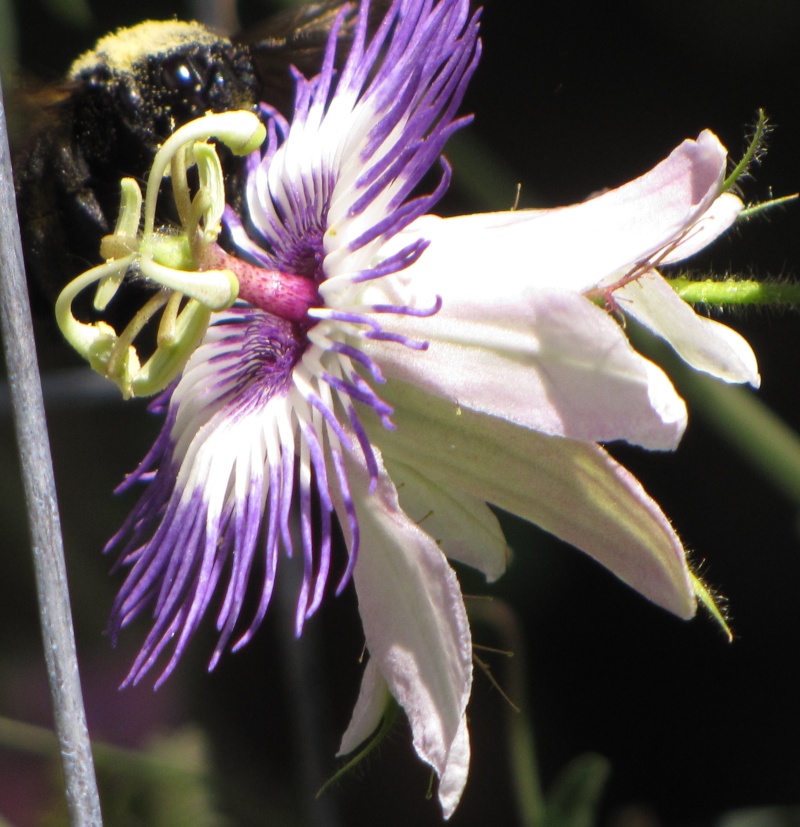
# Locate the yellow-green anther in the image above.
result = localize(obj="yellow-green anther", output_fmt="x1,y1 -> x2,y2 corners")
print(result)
114,177 -> 143,238
130,300 -> 212,397
93,267 -> 126,311
194,142 -> 225,237
224,116 -> 267,156
95,178 -> 144,310
170,143 -> 193,228
99,233 -> 139,261
89,332 -> 140,399
139,253 -> 239,311
188,191 -> 214,251
104,291 -> 170,396
56,256 -> 136,356
157,291 -> 185,348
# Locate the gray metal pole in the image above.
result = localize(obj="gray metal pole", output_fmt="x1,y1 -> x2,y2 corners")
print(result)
0,75 -> 103,827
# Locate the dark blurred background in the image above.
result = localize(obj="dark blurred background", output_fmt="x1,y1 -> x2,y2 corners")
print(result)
2,0 -> 800,825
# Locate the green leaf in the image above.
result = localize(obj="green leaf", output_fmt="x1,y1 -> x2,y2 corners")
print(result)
544,752 -> 611,827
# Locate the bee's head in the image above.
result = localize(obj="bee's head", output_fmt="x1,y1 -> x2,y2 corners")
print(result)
68,21 -> 257,163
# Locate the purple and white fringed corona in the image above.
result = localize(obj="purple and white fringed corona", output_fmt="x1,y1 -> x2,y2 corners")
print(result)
94,0 -> 761,816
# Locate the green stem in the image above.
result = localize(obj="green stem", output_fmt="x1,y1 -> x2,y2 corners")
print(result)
665,277 -> 800,307
722,108 -> 768,192
739,192 -> 799,219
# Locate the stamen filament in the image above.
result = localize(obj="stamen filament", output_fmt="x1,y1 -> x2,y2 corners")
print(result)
106,291 -> 170,384
143,111 -> 266,235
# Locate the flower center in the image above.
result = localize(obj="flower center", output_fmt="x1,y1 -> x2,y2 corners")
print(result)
204,244 -> 321,323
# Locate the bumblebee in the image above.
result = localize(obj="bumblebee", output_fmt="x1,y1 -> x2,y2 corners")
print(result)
14,1 -> 381,312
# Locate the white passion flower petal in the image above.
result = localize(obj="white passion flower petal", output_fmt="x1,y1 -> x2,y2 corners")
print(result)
337,653 -> 471,821
437,715 -> 471,820
659,191 -> 743,264
336,449 -> 472,817
383,456 -> 510,581
617,271 -> 760,386
361,280 -> 687,449
371,380 -> 695,619
338,657 -> 391,757
374,130 -> 731,299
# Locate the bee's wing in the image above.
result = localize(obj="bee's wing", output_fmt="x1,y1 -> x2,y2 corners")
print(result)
235,0 -> 389,115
